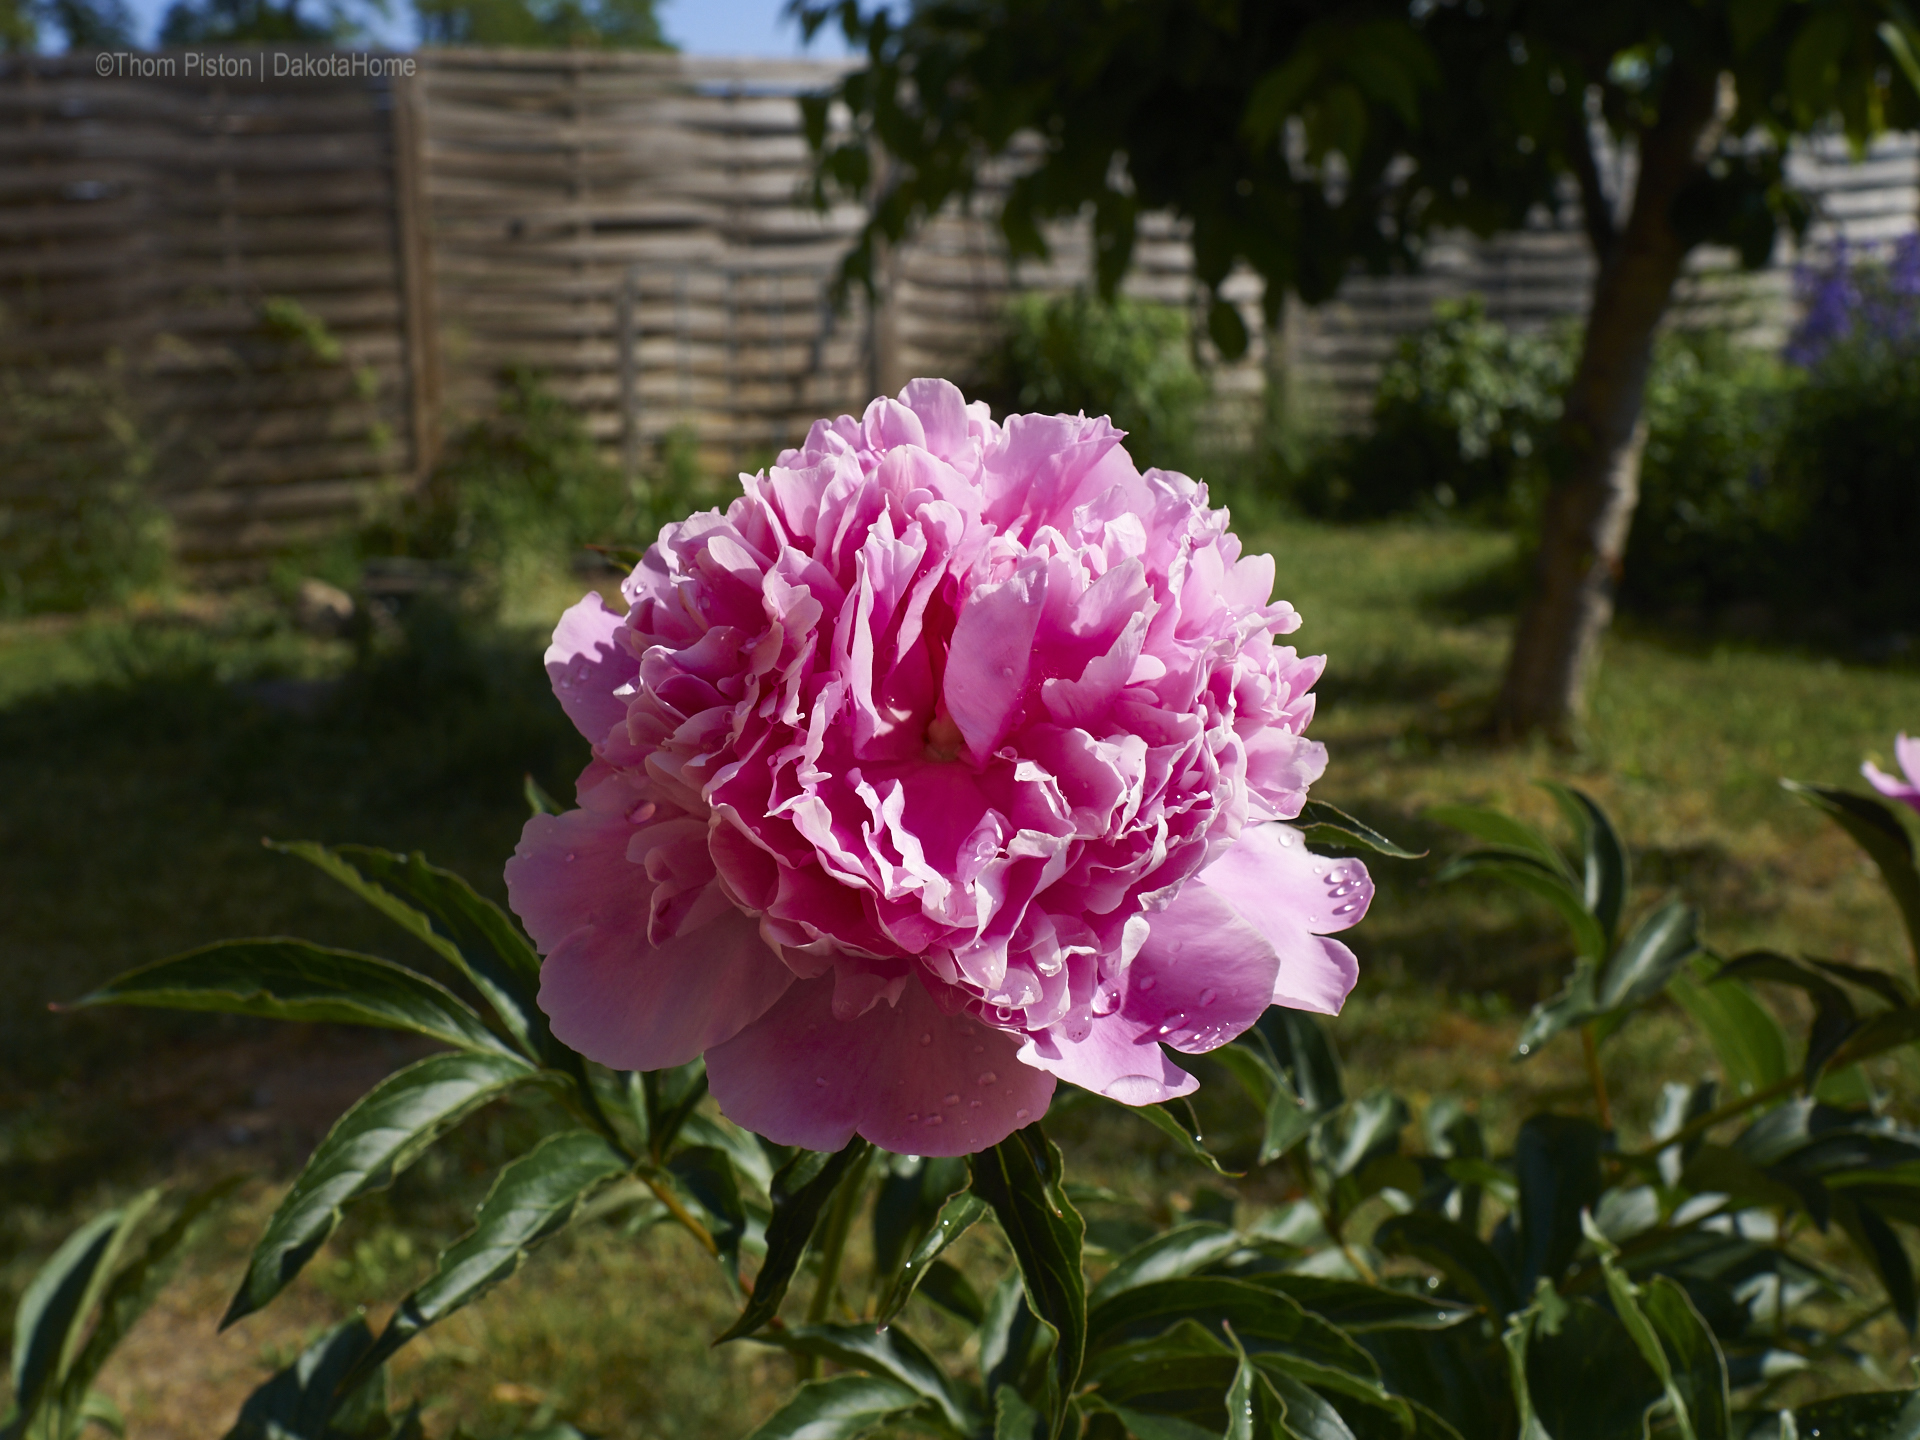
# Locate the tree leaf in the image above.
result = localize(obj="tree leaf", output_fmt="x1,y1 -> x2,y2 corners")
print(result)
1719,950 -> 1861,1083
1520,1297 -> 1663,1440
227,1050 -> 540,1326
740,1375 -> 929,1440
1210,1042 -> 1317,1163
1089,1224 -> 1242,1307
1253,1011 -> 1344,1116
1239,1274 -> 1475,1332
1596,900 -> 1700,1011
1438,853 -> 1607,962
877,1191 -> 988,1327
969,1126 -> 1087,1440
1783,781 -> 1920,971
1372,1211 -> 1518,1317
1834,1195 -> 1918,1334
1425,805 -> 1572,881
719,1138 -> 871,1342
1638,1279 -> 1731,1440
917,1260 -> 988,1327
77,940 -> 516,1057
1513,1115 -> 1605,1291
1086,1277 -> 1376,1379
1512,962 -> 1599,1059
1224,1349 -> 1295,1440
274,842 -> 553,1062
1537,782 -> 1629,945
1294,800 -> 1425,859
221,1317 -> 390,1440
758,1323 -> 977,1435
668,1145 -> 750,1284
351,1129 -> 627,1383
1593,1233 -> 1723,1440
1831,1007 -> 1920,1071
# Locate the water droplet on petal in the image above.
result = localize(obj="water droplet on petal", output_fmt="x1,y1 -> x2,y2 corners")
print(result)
943,1093 -> 961,1107
919,1032 -> 932,1046
924,1113 -> 944,1127
1015,1108 -> 1031,1121
1279,831 -> 1295,846
970,1099 -> 982,1110
815,1076 -> 827,1087
1198,988 -> 1217,1007
906,1111 -> 920,1123
973,1045 -> 986,1054
1138,976 -> 1157,992
1000,666 -> 1014,679
978,1071 -> 997,1087
564,852 -> 576,863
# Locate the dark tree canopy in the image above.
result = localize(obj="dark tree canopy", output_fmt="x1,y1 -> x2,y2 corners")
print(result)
1,0 -> 135,49
416,0 -> 668,49
792,0 -> 1920,739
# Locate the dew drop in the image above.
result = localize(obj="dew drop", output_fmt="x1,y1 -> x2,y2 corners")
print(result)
919,1032 -> 932,1046
1137,976 -> 1157,992
1313,865 -> 1326,875
924,1113 -> 944,1127
1000,666 -> 1015,679
1278,831 -> 1295,847
906,1112 -> 920,1123
1516,1044 -> 1531,1056
943,1093 -> 961,1107
970,1099 -> 983,1110
564,852 -> 576,863
973,1044 -> 986,1054
978,1071 -> 998,1087
815,1076 -> 828,1087
1015,1108 -> 1031,1121
1198,987 -> 1217,1007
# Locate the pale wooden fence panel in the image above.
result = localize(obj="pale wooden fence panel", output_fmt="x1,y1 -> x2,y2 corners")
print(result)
2,50 -> 1915,581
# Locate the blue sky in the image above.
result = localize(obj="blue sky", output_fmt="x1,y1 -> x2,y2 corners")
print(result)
113,0 -> 857,54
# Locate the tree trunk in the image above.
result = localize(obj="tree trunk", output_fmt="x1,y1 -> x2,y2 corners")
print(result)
1492,69 -> 1721,743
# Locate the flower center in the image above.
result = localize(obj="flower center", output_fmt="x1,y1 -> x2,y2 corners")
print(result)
923,710 -> 965,763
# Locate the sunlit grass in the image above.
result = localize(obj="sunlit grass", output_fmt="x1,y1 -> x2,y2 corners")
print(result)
5,516 -> 1920,1430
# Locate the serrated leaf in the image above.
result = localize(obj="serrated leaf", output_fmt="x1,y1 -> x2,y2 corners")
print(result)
1784,781 -> 1920,971
1294,800 -> 1425,859
1439,852 -> 1606,962
1426,805 -> 1572,881
878,1191 -> 987,1327
227,1050 -> 540,1326
758,1323 -> 976,1435
275,843 -> 552,1063
77,940 -> 515,1056
719,1139 -> 871,1342
351,1129 -> 627,1382
1537,782 -> 1629,945
969,1127 -> 1087,1440
742,1374 -> 930,1440
1372,1211 -> 1518,1316
1089,1224 -> 1241,1307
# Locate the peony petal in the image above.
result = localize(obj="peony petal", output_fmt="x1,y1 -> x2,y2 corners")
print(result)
537,907 -> 793,1070
1864,734 -> 1920,814
706,972 -> 1055,1156
1197,823 -> 1373,937
944,555 -> 1047,763
545,591 -> 638,745
1269,933 -> 1359,1017
1017,1021 -> 1197,1104
1128,882 -> 1283,1052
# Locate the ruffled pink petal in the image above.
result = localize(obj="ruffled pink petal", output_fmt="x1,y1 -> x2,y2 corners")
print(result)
1128,882 -> 1283,1052
505,786 -> 645,955
706,972 -> 1055,1156
537,907 -> 793,1070
1198,823 -> 1373,937
1017,1020 -> 1197,1104
545,591 -> 638,745
1268,934 -> 1359,1016
945,555 -> 1047,763
1864,733 -> 1920,814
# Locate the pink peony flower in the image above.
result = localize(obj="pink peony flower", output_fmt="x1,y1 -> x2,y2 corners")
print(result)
1864,733 -> 1920,815
506,379 -> 1370,1156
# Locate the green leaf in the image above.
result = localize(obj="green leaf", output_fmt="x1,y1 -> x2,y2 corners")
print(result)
739,1375 -> 929,1440
222,1317 -> 390,1440
1372,1212 -> 1518,1316
759,1324 -> 976,1435
1438,853 -> 1607,963
719,1139 -> 871,1342
1082,1319 -> 1238,1418
1730,0 -> 1788,54
871,1155 -> 968,1291
276,842 -> 552,1062
1883,21 -> 1920,100
522,773 -> 563,816
1294,800 -> 1425,859
1224,1349 -> 1294,1440
1537,782 -> 1629,945
994,1386 -> 1047,1440
352,1129 -> 627,1381
1086,1277 -> 1376,1379
9,1199 -> 153,1431
1835,1195 -> 1918,1334
226,1050 -> 540,1326
1669,967 -> 1792,1096
1519,1296 -> 1663,1440
1514,1115 -> 1606,1291
1101,1404 -> 1222,1440
668,1146 -> 749,1284
1596,900 -> 1700,1011
1239,1274 -> 1474,1332
1248,1360 -> 1352,1440
877,1192 -> 987,1327
1786,9 -> 1852,111
77,940 -> 516,1057
1425,805 -> 1572,881
1512,962 -> 1599,1059
1593,1233 -> 1728,1440
1831,1007 -> 1920,1071
1253,1011 -> 1344,1116
969,1126 -> 1088,1440
1210,1041 -> 1317,1162
1089,1223 -> 1241,1307
1134,1100 -> 1244,1178
1784,782 -> 1920,972
50,1180 -> 240,1434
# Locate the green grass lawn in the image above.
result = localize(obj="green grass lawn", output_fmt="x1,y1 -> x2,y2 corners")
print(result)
3,518 -> 1919,1434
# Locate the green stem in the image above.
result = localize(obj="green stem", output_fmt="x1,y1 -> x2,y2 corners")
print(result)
1618,1072 -> 1799,1162
796,1146 -> 873,1380
1581,1024 -> 1614,1132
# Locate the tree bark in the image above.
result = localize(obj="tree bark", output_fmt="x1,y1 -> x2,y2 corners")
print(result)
1492,68 -> 1721,743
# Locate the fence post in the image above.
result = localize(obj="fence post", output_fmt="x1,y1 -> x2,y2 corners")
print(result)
619,262 -> 639,490
391,65 -> 442,485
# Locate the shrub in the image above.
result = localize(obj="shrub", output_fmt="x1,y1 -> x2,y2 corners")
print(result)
970,289 -> 1209,473
1298,296 -> 1570,521
0,358 -> 171,617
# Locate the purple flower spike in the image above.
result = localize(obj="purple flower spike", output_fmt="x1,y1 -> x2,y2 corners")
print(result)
506,379 -> 1368,1156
